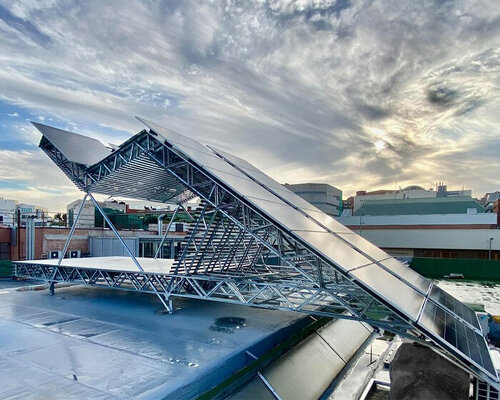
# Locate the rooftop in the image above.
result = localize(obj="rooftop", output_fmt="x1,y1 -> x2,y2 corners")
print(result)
0,284 -> 305,399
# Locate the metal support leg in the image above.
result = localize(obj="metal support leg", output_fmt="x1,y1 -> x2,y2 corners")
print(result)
157,295 -> 174,314
88,194 -> 182,308
178,203 -> 195,221
154,206 -> 180,259
58,193 -> 89,266
50,192 -> 90,288
89,193 -> 144,272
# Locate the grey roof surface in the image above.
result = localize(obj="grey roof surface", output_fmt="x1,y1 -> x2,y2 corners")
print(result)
0,285 -> 304,399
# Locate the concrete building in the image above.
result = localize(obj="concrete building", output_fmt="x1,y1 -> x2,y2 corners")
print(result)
67,199 -> 127,228
0,198 -> 17,226
337,208 -> 500,260
17,203 -> 49,227
0,225 -> 183,262
285,183 -> 342,217
342,197 -> 353,212
353,184 -> 472,212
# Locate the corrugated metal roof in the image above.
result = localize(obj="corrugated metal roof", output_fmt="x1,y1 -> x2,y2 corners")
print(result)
355,197 -> 485,216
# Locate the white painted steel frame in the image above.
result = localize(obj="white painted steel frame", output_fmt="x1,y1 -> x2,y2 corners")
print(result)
16,121 -> 500,389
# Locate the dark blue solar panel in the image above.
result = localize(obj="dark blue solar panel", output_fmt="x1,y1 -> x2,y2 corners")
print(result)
429,285 -> 480,330
419,300 -> 496,377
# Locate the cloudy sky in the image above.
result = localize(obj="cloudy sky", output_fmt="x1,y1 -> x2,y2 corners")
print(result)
0,0 -> 499,212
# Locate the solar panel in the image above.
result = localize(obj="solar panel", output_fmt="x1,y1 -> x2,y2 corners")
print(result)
137,118 -> 327,233
377,257 -> 431,294
300,209 -> 355,233
418,300 -> 496,376
429,285 -> 481,330
137,120 -> 442,308
136,118 -> 291,204
207,145 -> 432,294
291,230 -> 375,272
208,146 -> 336,214
247,197 -> 330,232
349,262 -> 426,320
34,122 -> 111,166
335,233 -> 393,261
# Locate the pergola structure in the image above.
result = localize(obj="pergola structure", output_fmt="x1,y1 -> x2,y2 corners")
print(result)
14,118 -> 499,391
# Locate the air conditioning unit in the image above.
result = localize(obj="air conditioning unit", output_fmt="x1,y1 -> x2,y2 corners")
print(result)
68,250 -> 81,258
47,251 -> 62,259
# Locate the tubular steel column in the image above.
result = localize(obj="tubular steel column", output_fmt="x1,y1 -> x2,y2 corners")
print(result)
90,194 -> 172,310
154,205 -> 180,259
25,216 -> 35,261
50,192 -> 89,295
58,192 -> 89,266
88,193 -> 144,272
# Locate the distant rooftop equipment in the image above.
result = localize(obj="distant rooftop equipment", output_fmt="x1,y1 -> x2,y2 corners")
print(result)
437,184 -> 448,198
13,119 -> 500,390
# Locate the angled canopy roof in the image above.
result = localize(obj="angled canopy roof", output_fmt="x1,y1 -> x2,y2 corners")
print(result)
33,122 -> 111,166
32,118 -> 499,387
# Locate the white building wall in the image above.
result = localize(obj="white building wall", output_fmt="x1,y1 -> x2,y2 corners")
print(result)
66,200 -> 126,229
0,198 -> 17,226
67,199 -> 96,228
286,183 -> 342,217
337,213 -> 497,226
358,229 -> 500,251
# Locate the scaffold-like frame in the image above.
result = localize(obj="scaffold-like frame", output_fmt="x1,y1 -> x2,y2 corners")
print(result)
13,120 -> 500,391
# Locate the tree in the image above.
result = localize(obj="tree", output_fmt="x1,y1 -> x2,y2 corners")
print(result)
52,213 -> 67,226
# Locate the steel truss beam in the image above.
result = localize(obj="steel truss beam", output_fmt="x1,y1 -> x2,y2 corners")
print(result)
14,261 -> 416,338
37,129 -> 424,329
27,125 -> 499,389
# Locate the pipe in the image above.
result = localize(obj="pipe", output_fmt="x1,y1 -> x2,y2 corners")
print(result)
58,193 -> 89,266
89,193 -> 144,272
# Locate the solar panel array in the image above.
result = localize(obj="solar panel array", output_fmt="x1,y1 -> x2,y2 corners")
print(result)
136,117 -> 497,381
204,139 -> 496,378
419,300 -> 495,375
35,118 -> 498,382
429,285 -> 481,330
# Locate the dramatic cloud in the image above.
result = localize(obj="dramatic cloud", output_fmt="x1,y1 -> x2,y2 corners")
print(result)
0,0 -> 498,211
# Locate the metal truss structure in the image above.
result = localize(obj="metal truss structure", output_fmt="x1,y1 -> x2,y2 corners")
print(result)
14,120 -> 500,389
